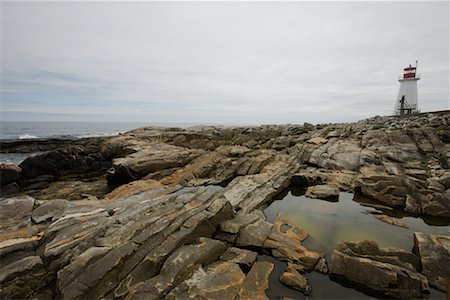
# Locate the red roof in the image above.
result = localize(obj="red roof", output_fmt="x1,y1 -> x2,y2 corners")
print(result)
404,65 -> 416,71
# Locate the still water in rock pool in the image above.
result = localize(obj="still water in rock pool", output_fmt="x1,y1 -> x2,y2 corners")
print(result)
263,187 -> 450,299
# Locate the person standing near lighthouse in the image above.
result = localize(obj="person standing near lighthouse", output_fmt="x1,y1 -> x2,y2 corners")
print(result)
393,61 -> 420,115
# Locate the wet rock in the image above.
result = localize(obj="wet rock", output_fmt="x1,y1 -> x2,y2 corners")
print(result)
405,194 -> 422,214
356,174 -> 407,208
413,232 -> 450,292
359,202 -> 394,211
330,240 -> 428,298
375,214 -> 409,228
239,261 -> 274,300
419,191 -> 450,218
0,164 -> 22,186
263,213 -> 320,269
305,184 -> 339,200
314,257 -> 329,274
280,266 -> 312,295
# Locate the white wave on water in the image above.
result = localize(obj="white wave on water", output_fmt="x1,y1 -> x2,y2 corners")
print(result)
18,133 -> 39,139
76,131 -> 122,138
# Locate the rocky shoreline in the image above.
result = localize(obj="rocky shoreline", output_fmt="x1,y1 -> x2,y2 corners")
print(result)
1,112 -> 449,299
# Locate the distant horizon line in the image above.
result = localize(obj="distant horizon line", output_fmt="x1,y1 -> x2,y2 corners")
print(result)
1,109 -> 449,126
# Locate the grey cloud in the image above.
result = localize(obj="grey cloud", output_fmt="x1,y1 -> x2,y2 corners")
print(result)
1,1 -> 448,124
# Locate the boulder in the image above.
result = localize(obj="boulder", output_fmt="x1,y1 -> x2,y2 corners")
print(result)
413,232 -> 450,292
305,184 -> 339,200
263,213 -> 320,269
20,143 -> 108,179
106,143 -> 204,186
330,240 -> 428,298
0,164 -> 22,186
291,171 -> 326,187
356,174 -> 407,208
280,266 -> 311,295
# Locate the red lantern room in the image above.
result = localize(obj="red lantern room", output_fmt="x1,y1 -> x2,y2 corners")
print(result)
403,65 -> 416,79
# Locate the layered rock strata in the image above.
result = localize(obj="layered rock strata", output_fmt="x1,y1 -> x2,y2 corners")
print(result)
0,112 -> 449,299
330,240 -> 429,298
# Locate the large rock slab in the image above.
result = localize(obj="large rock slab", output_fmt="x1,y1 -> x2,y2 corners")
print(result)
239,261 -> 274,300
106,143 -> 204,186
0,186 -> 235,299
220,247 -> 257,268
280,265 -> 311,295
355,173 -> 407,208
166,262 -> 246,299
19,141 -> 108,179
130,238 -> 226,299
0,256 -> 48,299
236,220 -> 273,247
330,240 -> 428,298
0,195 -> 35,232
413,232 -> 450,292
31,199 -> 69,223
264,213 -> 319,269
220,213 -> 260,234
221,153 -> 297,213
305,184 -> 339,200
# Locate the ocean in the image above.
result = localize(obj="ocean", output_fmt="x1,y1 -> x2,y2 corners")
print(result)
0,121 -> 194,164
0,121 -> 197,140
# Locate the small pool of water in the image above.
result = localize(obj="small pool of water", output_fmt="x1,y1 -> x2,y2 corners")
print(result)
263,187 -> 450,299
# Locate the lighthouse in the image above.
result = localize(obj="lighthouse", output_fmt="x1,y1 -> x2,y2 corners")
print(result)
393,62 -> 420,115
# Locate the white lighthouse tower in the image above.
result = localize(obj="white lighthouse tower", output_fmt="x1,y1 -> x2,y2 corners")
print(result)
393,62 -> 420,115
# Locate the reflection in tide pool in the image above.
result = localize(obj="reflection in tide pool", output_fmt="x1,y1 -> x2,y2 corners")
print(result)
263,187 -> 450,299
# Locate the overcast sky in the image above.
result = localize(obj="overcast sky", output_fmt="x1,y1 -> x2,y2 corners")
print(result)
1,1 -> 449,124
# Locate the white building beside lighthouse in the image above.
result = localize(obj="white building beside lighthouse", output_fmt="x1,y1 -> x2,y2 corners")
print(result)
393,63 -> 420,115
